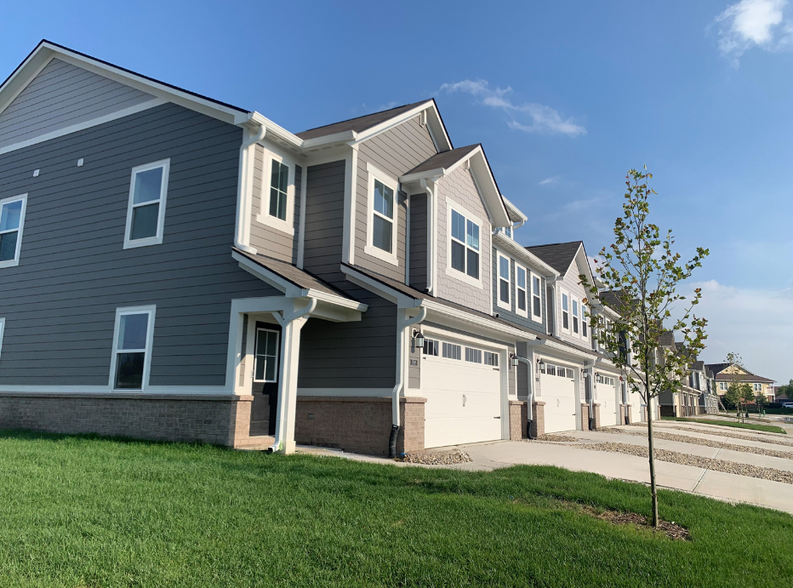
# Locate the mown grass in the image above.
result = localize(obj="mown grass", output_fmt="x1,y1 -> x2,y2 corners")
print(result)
663,417 -> 787,434
0,430 -> 792,587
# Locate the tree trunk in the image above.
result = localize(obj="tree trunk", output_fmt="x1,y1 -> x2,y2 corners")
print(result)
646,399 -> 659,527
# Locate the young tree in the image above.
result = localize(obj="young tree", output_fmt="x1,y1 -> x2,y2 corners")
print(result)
724,352 -> 753,420
581,168 -> 708,528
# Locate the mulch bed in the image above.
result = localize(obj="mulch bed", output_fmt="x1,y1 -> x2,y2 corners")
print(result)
578,504 -> 691,541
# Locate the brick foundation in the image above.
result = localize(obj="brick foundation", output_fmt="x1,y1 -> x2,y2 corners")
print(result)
592,403 -> 601,430
295,396 -> 426,457
509,400 -> 525,440
531,401 -> 545,437
581,403 -> 590,431
619,404 -> 626,425
0,392 -> 252,446
625,404 -> 633,424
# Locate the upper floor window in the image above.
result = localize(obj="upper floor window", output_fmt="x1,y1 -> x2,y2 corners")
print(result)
365,163 -> 399,264
450,208 -> 480,281
531,273 -> 542,321
269,160 -> 289,221
581,305 -> 588,339
496,226 -> 512,239
561,291 -> 570,332
0,317 -> 5,359
110,306 -> 155,390
719,382 -> 727,391
497,253 -> 510,309
753,383 -> 762,392
124,159 -> 170,250
0,194 -> 27,268
516,265 -> 528,317
572,299 -> 580,334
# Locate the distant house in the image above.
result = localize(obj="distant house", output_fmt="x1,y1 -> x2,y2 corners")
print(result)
706,363 -> 776,403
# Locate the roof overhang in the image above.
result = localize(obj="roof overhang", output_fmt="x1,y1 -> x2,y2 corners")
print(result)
493,232 -> 558,278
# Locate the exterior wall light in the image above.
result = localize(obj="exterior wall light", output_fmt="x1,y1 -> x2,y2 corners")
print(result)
537,359 -> 546,372
510,354 -> 520,368
412,330 -> 425,349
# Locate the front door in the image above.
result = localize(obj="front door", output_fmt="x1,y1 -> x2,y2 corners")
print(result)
250,323 -> 281,437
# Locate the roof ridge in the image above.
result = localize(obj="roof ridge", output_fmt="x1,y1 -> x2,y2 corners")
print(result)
298,99 -> 432,135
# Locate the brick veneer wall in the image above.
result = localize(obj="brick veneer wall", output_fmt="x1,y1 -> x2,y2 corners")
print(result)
509,400 -> 525,440
531,401 -> 545,438
0,392 -> 252,446
295,396 -> 426,457
593,403 -> 601,430
619,404 -> 626,425
581,403 -> 590,431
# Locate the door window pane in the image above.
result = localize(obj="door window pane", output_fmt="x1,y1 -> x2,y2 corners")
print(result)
255,329 -> 280,382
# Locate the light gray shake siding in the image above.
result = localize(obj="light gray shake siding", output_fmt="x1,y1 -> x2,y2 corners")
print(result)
435,165 -> 492,314
298,160 -> 397,389
490,249 -> 546,334
0,58 -> 155,151
354,115 -> 436,282
0,103 -> 279,387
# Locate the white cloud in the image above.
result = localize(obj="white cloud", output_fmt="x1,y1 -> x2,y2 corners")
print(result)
714,0 -> 792,65
439,79 -> 586,137
539,176 -> 560,185
681,280 -> 793,384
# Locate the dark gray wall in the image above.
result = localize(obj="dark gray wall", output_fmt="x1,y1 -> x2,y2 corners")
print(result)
491,248 -> 545,336
298,160 -> 397,389
0,103 -> 279,387
409,192 -> 427,292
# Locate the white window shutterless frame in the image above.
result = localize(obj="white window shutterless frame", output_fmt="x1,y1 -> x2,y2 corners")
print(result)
497,252 -> 511,310
364,163 -> 399,265
257,147 -> 296,236
561,290 -> 570,332
530,272 -> 542,321
0,194 -> 27,268
109,306 -> 156,391
447,204 -> 482,286
516,264 -> 528,317
124,159 -> 170,249
572,298 -> 580,335
0,317 -> 5,358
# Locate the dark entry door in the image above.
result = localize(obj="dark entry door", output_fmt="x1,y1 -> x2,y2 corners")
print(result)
250,322 -> 281,437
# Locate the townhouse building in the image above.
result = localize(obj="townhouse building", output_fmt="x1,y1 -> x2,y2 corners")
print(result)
706,363 -> 776,403
0,41 -> 659,457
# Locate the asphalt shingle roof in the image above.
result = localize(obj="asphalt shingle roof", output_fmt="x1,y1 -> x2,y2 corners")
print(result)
296,100 -> 432,141
525,241 -> 583,275
406,145 -> 479,175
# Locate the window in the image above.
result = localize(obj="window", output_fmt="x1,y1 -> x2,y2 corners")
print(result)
0,194 -> 27,268
124,160 -> 170,249
531,273 -> 542,320
581,305 -> 588,338
424,339 -> 439,356
364,164 -> 399,263
496,226 -> 512,239
572,299 -> 579,334
254,328 -> 280,382
465,347 -> 482,363
719,382 -> 727,391
516,266 -> 528,316
546,365 -> 556,376
0,317 -> 5,358
753,383 -> 762,392
449,208 -> 480,281
497,253 -> 510,309
442,342 -> 462,360
110,306 -> 155,390
269,160 -> 289,221
597,374 -> 616,386
484,351 -> 499,366
561,291 -> 570,332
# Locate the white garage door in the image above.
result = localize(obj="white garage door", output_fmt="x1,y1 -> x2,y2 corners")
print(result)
540,363 -> 578,433
422,339 -> 503,448
597,374 -> 619,427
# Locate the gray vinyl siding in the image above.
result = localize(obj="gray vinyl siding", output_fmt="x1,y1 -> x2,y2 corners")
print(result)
354,115 -> 437,282
491,248 -> 546,335
516,341 -> 530,401
249,143 -> 300,263
298,159 -> 397,389
555,263 -> 591,348
0,103 -> 279,387
0,58 -> 155,151
409,192 -> 428,291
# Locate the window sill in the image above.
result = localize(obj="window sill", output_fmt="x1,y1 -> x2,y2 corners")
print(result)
496,299 -> 511,311
123,236 -> 163,250
444,265 -> 481,288
0,259 -> 20,269
256,213 -> 295,236
364,244 -> 399,266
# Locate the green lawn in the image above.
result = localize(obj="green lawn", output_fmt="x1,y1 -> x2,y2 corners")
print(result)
1,431 -> 792,587
662,417 -> 787,434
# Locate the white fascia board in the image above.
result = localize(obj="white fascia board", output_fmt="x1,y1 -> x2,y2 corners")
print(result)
425,102 -> 453,152
574,243 -> 596,291
0,46 -> 53,116
420,299 -> 536,342
340,265 -> 421,308
301,130 -> 358,150
242,111 -> 303,150
232,251 -> 297,297
526,337 -> 597,361
349,100 -> 439,148
399,168 -> 445,184
493,232 -> 558,278
501,195 -> 528,223
305,289 -> 368,312
468,150 -> 510,228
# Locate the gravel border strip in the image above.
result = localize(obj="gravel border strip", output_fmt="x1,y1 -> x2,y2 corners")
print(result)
535,434 -> 581,443
669,425 -> 793,448
399,449 -> 472,465
603,427 -> 793,461
579,442 -> 793,484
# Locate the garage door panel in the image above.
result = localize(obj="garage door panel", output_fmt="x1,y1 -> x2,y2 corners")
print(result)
540,373 -> 577,433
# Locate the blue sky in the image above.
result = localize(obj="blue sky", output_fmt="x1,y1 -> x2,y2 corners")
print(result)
1,0 -> 791,384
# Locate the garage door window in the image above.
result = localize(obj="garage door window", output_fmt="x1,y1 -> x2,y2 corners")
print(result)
484,351 -> 498,366
465,348 -> 482,363
442,342 -> 461,360
424,339 -> 439,356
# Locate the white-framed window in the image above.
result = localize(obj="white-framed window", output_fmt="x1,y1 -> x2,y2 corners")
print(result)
561,290 -> 570,332
465,347 -> 482,363
530,272 -> 542,321
496,226 -> 512,239
719,382 -> 727,391
124,159 -> 170,249
442,342 -> 462,360
364,163 -> 399,264
0,194 -> 27,268
516,265 -> 528,317
109,306 -> 156,390
753,383 -> 762,392
0,317 -> 5,359
484,351 -> 499,366
424,339 -> 439,357
581,304 -> 588,339
497,253 -> 511,310
572,298 -> 580,335
596,374 -> 616,386
253,328 -> 280,383
257,147 -> 296,235
448,205 -> 481,284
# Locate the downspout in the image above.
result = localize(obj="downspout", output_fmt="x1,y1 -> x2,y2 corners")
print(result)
389,306 -> 428,458
584,359 -> 597,430
515,355 -> 536,439
421,179 -> 435,295
546,276 -> 560,337
268,298 -> 318,453
235,123 -> 266,254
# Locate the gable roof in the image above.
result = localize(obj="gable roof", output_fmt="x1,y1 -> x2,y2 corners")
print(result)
659,331 -> 676,347
405,144 -> 479,175
296,100 -> 430,140
705,363 -> 775,384
525,241 -> 583,275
